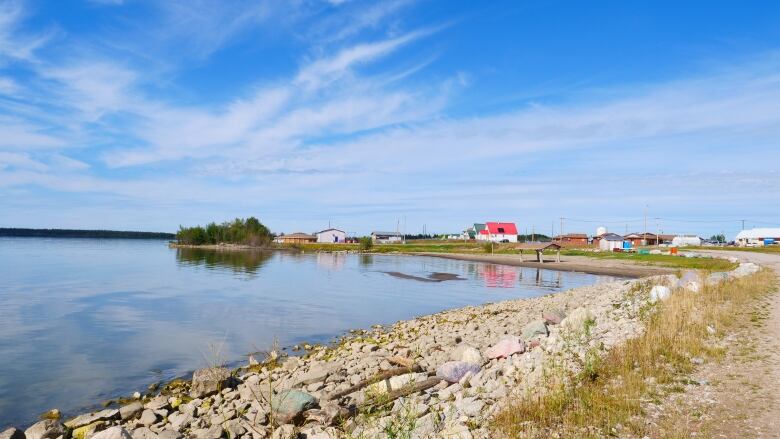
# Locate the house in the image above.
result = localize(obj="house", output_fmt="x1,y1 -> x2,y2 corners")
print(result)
477,222 -> 518,243
658,234 -> 676,245
671,235 -> 702,247
624,232 -> 659,246
316,228 -> 346,243
553,233 -> 589,246
735,228 -> 780,246
277,233 -> 317,244
371,231 -> 403,244
597,233 -> 625,251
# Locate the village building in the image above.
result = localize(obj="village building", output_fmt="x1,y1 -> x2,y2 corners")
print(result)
624,232 -> 659,246
735,228 -> 780,246
597,233 -> 625,251
277,233 -> 317,244
552,233 -> 589,246
371,231 -> 403,244
316,228 -> 347,243
477,222 -> 518,243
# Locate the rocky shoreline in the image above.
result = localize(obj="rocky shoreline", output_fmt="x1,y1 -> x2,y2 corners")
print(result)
3,260 -> 760,439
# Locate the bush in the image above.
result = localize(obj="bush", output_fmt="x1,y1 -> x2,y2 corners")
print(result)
359,237 -> 374,252
482,242 -> 494,253
177,217 -> 272,246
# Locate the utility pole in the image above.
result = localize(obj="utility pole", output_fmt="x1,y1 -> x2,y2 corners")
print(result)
741,219 -> 745,231
559,217 -> 564,239
532,224 -> 535,243
551,221 -> 554,240
643,205 -> 648,246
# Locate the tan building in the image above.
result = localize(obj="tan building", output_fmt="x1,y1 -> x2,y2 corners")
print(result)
277,233 -> 317,244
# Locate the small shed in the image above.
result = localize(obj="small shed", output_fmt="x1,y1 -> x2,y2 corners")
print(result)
598,233 -> 625,251
316,228 -> 346,243
371,231 -> 403,244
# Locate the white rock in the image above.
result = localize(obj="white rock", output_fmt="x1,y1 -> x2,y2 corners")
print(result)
91,427 -> 132,439
649,285 -> 671,303
452,345 -> 482,364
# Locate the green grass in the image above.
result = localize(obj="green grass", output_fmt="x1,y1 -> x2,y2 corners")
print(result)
686,245 -> 780,254
560,249 -> 738,271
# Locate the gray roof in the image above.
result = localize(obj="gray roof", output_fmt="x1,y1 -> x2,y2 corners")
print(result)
316,228 -> 345,234
601,233 -> 624,241
372,231 -> 402,236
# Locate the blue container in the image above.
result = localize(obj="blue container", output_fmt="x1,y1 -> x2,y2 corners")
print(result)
623,241 -> 632,249
765,238 -> 776,245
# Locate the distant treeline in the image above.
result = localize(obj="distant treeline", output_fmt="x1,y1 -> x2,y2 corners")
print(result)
0,228 -> 175,239
176,217 -> 272,246
518,234 -> 552,242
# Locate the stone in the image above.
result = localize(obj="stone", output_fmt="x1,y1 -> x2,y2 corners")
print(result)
90,427 -> 132,439
271,390 -> 318,424
485,337 -> 525,359
542,308 -> 566,325
521,320 -> 549,341
138,410 -> 158,427
168,412 -> 193,431
1,428 -> 25,439
130,427 -> 158,439
561,307 -> 594,332
72,421 -> 105,439
192,425 -> 223,439
455,397 -> 485,418
132,392 -> 141,399
452,345 -> 482,364
440,424 -> 473,439
40,409 -> 61,420
270,425 -> 295,439
156,431 -> 182,439
64,410 -> 119,429
436,361 -> 481,383
120,402 -> 143,420
144,396 -> 169,411
25,420 -> 64,439
191,367 -> 234,399
649,285 -> 671,303
297,364 -> 333,386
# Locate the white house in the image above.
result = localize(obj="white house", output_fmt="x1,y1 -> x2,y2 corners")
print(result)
316,228 -> 347,243
598,233 -> 624,251
477,222 -> 518,243
671,235 -> 702,247
371,231 -> 403,243
736,228 -> 780,246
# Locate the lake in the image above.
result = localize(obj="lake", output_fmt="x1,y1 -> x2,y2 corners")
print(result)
0,237 -> 622,428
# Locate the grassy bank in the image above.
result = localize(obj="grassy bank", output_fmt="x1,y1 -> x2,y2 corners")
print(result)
491,268 -> 777,438
275,241 -> 736,271
559,249 -> 738,271
688,245 -> 780,254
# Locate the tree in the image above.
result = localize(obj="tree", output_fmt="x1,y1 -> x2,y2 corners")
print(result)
359,236 -> 374,252
176,217 -> 272,246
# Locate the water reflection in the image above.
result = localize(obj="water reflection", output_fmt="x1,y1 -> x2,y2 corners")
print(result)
175,248 -> 272,276
316,252 -> 346,271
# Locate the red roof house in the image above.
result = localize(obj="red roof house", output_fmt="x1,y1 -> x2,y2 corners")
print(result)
478,222 -> 518,242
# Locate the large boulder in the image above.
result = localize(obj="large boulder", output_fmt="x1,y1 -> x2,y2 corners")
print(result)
190,367 -> 234,398
296,363 -> 336,386
90,427 -> 132,439
64,409 -> 119,429
521,320 -> 549,341
561,307 -> 594,332
271,390 -> 318,425
0,428 -> 25,439
485,337 -> 525,359
24,420 -> 64,439
451,345 -> 482,364
542,308 -> 566,325
436,361 -> 480,383
649,285 -> 671,303
119,402 -> 143,420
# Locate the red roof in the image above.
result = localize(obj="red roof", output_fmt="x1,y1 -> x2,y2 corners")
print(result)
485,222 -> 518,235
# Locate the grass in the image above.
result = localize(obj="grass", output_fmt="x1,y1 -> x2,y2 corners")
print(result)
491,268 -> 777,438
687,245 -> 780,254
277,241 -> 738,270
560,249 -> 738,270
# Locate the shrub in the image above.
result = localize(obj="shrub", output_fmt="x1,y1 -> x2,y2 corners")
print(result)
359,236 -> 374,252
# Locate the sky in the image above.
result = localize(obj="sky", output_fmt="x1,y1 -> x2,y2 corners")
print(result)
0,0 -> 779,238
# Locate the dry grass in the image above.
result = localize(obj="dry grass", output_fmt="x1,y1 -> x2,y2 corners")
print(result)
492,269 -> 777,438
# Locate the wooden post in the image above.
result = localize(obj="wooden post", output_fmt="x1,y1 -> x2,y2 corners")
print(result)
537,250 -> 542,263
518,249 -> 523,261
556,249 -> 560,262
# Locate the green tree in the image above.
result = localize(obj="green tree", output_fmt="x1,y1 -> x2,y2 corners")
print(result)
359,236 -> 374,252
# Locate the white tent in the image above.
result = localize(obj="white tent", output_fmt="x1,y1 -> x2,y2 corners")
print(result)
671,235 -> 702,247
735,228 -> 780,246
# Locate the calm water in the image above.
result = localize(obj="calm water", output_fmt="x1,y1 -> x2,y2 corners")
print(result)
0,237 -> 621,428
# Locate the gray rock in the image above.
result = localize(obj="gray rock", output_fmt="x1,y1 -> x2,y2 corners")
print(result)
521,319 -> 548,341
455,397 -> 485,418
271,390 -> 318,424
0,428 -> 25,439
25,420 -> 64,439
138,410 -> 158,427
90,427 -> 132,439
130,427 -> 158,439
168,412 -> 193,432
143,396 -> 169,411
192,426 -> 222,439
156,431 -> 182,439
191,367 -> 234,399
120,402 -> 143,420
436,361 -> 480,383
542,308 -> 566,325
270,425 -> 295,439
297,364 -> 333,386
64,410 -> 119,429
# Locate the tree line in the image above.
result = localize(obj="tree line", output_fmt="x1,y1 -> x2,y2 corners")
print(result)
0,228 -> 174,239
176,217 -> 272,246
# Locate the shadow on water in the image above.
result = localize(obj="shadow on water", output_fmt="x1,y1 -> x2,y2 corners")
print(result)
175,248 -> 273,276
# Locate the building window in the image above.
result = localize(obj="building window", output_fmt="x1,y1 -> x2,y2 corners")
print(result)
497,227 -> 505,233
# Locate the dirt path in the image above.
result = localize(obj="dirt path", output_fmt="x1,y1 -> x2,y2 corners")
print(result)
409,252 -> 674,278
681,251 -> 780,438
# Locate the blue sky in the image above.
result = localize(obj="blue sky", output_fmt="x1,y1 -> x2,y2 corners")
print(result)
0,0 -> 779,238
